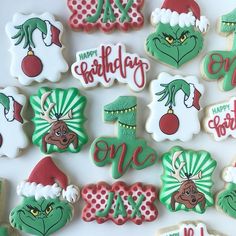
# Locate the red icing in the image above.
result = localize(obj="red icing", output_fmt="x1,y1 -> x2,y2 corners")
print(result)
81,182 -> 158,225
28,156 -> 68,190
50,25 -> 62,47
159,112 -> 180,135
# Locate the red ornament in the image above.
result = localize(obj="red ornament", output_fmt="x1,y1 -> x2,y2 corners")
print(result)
21,50 -> 43,77
159,108 -> 179,135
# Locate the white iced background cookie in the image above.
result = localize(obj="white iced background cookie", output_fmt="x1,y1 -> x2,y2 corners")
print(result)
146,72 -> 204,142
71,43 -> 150,92
156,222 -> 222,236
0,87 -> 28,158
6,13 -> 68,85
204,97 -> 236,141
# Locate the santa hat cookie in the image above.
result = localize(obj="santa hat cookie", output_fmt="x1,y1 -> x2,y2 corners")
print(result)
151,0 -> 209,32
10,157 -> 80,236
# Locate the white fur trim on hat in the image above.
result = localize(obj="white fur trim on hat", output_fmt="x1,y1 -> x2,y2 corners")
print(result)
184,84 -> 195,108
43,20 -> 52,46
223,167 -> 236,183
62,185 -> 80,203
196,16 -> 209,33
5,96 -> 15,122
17,181 -> 62,200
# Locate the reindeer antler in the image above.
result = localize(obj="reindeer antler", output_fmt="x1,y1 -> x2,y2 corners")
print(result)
171,151 -> 202,182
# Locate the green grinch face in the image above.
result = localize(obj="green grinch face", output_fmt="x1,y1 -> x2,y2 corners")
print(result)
218,183 -> 236,219
146,23 -> 203,68
10,197 -> 73,236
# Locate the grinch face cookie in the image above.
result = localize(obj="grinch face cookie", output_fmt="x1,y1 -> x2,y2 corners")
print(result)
91,96 -> 158,179
146,0 -> 209,68
0,87 -> 28,158
204,97 -> 236,141
6,13 -> 68,85
82,182 -> 158,225
157,222 -> 221,236
67,0 -> 144,32
202,9 -> 236,91
146,73 -> 204,142
217,161 -> 236,219
10,157 -> 80,236
71,43 -> 150,92
30,88 -> 88,154
160,147 -> 216,214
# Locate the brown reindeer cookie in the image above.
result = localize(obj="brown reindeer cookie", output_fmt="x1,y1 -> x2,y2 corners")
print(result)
160,146 -> 217,214
30,88 -> 88,154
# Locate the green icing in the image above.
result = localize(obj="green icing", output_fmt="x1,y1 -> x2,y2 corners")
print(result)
0,227 -> 8,236
113,194 -> 127,218
217,183 -> 236,219
160,146 -> 217,214
0,94 -> 10,111
91,96 -> 158,179
203,8 -> 236,91
10,197 -> 73,236
12,18 -> 47,49
146,23 -> 203,68
30,87 -> 88,154
128,195 -> 144,218
96,192 -> 114,217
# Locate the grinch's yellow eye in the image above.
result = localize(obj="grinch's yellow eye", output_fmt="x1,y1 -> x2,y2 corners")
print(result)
165,36 -> 174,44
30,209 -> 39,216
45,206 -> 53,215
180,34 -> 187,43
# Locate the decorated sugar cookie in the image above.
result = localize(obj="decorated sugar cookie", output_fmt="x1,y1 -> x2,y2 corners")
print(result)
82,182 -> 158,225
6,13 -> 68,85
202,9 -> 236,91
146,0 -> 209,68
217,161 -> 236,219
0,87 -> 28,158
30,88 -> 88,154
67,0 -> 144,32
10,157 -> 80,236
160,147 -> 216,214
91,96 -> 158,179
71,43 -> 150,92
203,97 -> 236,141
146,73 -> 204,142
157,222 -> 221,236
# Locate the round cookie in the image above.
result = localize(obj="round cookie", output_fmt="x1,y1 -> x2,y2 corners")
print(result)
6,13 -> 68,85
146,72 -> 204,142
10,156 -> 80,236
160,146 -> 217,214
202,8 -> 236,92
0,87 -> 28,158
81,181 -> 158,225
67,0 -> 144,32
71,43 -> 150,92
145,0 -> 209,69
90,96 -> 158,179
30,87 -> 88,154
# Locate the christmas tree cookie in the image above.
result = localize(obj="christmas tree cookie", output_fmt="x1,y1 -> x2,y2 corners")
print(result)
91,96 -> 158,179
30,88 -> 88,154
160,147 -> 217,214
202,8 -> 236,91
0,87 -> 28,158
6,13 -> 68,85
217,161 -> 236,219
10,157 -> 80,236
146,73 -> 204,142
146,0 -> 209,68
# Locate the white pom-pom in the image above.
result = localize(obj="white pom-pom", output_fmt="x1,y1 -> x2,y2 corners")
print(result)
196,16 -> 209,33
223,167 -> 236,183
62,185 -> 80,203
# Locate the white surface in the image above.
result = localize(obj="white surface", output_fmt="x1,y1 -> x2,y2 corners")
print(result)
0,0 -> 236,235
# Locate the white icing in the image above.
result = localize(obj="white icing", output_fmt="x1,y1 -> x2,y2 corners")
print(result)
184,83 -> 196,108
71,43 -> 150,92
43,20 -> 53,46
4,96 -> 15,122
17,181 -> 62,200
196,16 -> 209,33
5,13 -> 68,85
0,87 -> 28,158
146,73 -> 204,142
62,185 -> 80,203
223,167 -> 236,183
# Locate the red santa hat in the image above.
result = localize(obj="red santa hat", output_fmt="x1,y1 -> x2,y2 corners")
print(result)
42,20 -> 62,47
184,84 -> 201,110
17,157 -> 80,203
151,0 -> 209,33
